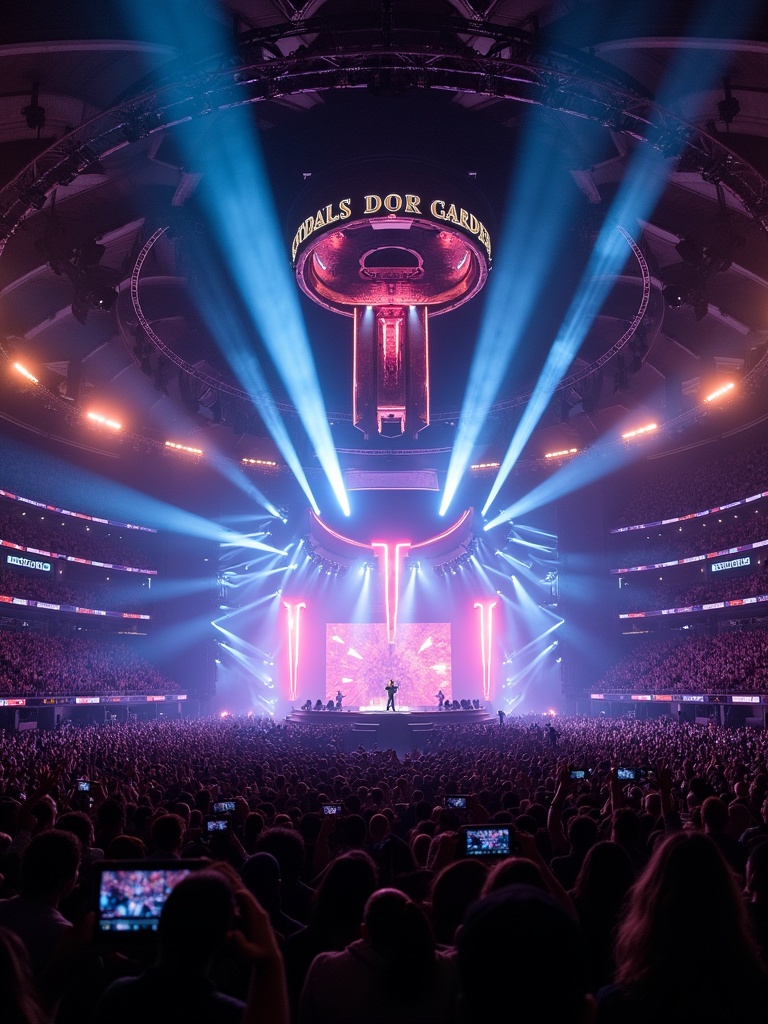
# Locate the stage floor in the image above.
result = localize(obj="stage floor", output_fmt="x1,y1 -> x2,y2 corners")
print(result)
284,707 -> 494,753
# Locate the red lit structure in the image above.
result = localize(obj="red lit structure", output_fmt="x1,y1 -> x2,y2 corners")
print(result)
291,162 -> 492,439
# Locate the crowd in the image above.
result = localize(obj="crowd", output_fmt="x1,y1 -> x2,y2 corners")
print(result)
0,714 -> 767,1023
612,506 -> 768,568
616,567 -> 768,613
0,509 -> 156,570
0,632 -> 179,697
617,439 -> 768,527
597,629 -> 768,694
0,568 -> 149,614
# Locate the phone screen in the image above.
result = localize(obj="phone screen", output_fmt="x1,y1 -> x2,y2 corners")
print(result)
463,826 -> 511,857
213,801 -> 235,813
96,866 -> 191,934
446,796 -> 467,809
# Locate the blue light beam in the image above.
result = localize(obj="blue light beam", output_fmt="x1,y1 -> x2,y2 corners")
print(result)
485,424 -> 651,529
194,113 -> 349,515
440,120 -> 580,516
119,0 -> 347,516
482,0 -> 756,514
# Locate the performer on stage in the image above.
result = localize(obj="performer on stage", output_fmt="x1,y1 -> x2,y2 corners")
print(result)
385,679 -> 398,712
436,689 -> 445,710
335,690 -> 345,710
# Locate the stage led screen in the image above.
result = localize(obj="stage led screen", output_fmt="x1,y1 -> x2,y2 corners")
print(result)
326,623 -> 451,707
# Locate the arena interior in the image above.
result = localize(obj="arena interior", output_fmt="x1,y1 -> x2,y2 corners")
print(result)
3,3 -> 768,1022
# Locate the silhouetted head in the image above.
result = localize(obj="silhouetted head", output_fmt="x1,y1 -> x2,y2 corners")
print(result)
458,885 -> 593,1024
158,871 -> 234,968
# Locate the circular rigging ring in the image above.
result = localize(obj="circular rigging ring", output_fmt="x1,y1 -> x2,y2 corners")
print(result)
0,9 -> 757,439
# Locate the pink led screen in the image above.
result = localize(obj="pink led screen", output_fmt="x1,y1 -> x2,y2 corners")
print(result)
326,623 -> 451,707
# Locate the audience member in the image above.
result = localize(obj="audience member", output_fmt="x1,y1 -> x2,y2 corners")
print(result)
297,887 -> 458,1024
457,885 -> 595,1024
0,830 -> 80,975
597,832 -> 767,1023
0,714 -> 768,1020
92,869 -> 289,1024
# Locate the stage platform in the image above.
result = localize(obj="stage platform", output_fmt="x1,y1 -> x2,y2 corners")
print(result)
284,707 -> 494,753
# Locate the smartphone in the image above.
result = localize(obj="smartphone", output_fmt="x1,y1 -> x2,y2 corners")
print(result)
205,817 -> 230,833
569,769 -> 587,780
77,779 -> 91,792
212,800 -> 236,814
461,825 -> 514,858
322,802 -> 342,815
445,795 -> 468,810
94,861 -> 201,937
617,767 -> 637,781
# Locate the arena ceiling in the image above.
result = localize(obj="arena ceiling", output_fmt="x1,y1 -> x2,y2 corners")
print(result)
1,0 -> 768,476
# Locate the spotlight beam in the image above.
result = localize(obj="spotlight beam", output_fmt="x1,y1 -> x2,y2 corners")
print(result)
505,640 -> 557,687
508,619 -> 563,662
509,536 -> 556,554
485,414 -> 654,528
120,1 -> 347,515
481,221 -> 657,515
194,111 -> 349,515
177,233 -> 322,515
440,125 -> 578,516
482,5 -> 754,515
211,457 -> 282,519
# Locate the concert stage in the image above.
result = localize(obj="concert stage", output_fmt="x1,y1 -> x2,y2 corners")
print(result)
284,707 -> 494,754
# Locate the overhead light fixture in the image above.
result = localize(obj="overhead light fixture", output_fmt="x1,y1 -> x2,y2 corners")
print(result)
705,381 -> 735,403
544,447 -> 578,460
12,362 -> 38,384
89,285 -> 118,312
622,422 -> 657,440
165,440 -> 203,456
87,411 -> 122,431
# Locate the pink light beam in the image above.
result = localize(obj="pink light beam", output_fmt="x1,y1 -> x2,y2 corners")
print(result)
474,600 -> 496,700
284,600 -> 306,701
372,541 -> 411,644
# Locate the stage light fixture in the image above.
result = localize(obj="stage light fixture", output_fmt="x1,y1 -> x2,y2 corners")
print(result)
91,286 -> 118,312
86,411 -> 122,431
705,381 -> 735,403
544,448 -> 578,460
662,283 -> 687,308
621,422 -> 657,440
165,440 -> 204,456
12,362 -> 38,384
